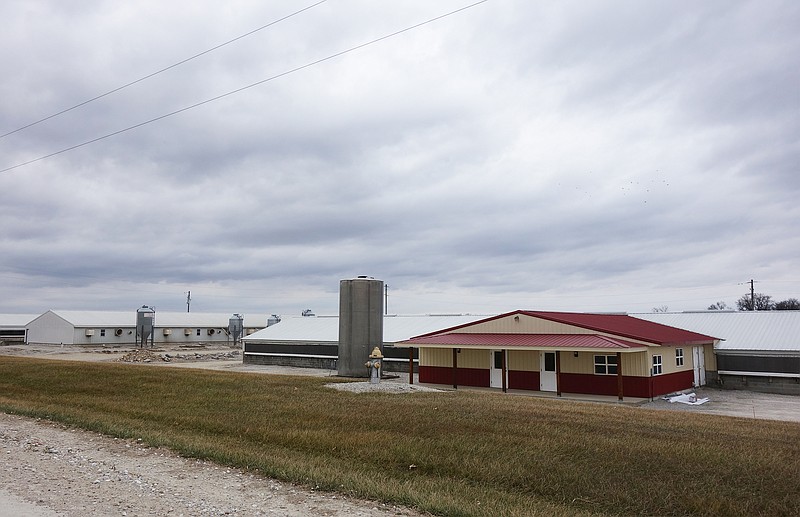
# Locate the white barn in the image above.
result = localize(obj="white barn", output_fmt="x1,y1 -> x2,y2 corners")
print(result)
25,310 -> 266,346
0,314 -> 38,343
242,314 -> 489,372
634,311 -> 800,395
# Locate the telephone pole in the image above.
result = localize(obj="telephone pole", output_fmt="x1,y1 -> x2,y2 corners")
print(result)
750,279 -> 755,311
186,290 -> 191,313
384,284 -> 389,315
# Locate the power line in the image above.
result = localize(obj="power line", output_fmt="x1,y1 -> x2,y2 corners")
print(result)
0,1 -> 327,140
0,0 -> 491,174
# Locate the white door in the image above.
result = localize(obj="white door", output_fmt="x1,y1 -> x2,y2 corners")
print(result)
490,350 -> 505,388
540,351 -> 557,392
693,346 -> 706,386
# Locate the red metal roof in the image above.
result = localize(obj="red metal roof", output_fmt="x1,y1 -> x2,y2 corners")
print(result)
405,333 -> 647,350
519,311 -> 717,345
412,310 -> 718,346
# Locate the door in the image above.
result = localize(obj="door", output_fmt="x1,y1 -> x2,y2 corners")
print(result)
490,350 -> 505,388
693,346 -> 706,386
540,351 -> 557,392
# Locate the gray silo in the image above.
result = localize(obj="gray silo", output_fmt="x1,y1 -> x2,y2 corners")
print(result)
136,306 -> 155,348
338,276 -> 384,377
228,314 -> 244,347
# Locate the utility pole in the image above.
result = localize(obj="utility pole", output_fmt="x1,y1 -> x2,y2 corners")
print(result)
750,279 -> 755,311
186,290 -> 191,313
385,284 -> 389,315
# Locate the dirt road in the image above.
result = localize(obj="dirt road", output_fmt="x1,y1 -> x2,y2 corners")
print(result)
0,413 -> 424,517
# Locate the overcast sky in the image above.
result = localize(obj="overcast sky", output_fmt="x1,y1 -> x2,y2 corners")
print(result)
1,0 -> 798,319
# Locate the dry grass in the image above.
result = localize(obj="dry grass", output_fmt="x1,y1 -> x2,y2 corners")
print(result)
1,356 -> 799,516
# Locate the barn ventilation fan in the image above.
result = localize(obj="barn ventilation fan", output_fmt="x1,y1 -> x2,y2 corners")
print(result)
115,328 -> 123,337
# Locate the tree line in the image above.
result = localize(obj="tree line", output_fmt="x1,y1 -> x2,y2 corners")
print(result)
708,294 -> 800,311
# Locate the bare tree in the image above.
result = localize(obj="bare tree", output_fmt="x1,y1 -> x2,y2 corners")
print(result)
652,305 -> 669,313
774,298 -> 800,310
707,301 -> 730,310
736,292 -> 774,311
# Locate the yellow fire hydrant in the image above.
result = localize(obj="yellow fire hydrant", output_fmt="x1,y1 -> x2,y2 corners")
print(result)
364,346 -> 383,384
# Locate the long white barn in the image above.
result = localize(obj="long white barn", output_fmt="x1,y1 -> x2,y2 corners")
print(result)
0,314 -> 38,342
242,313 -> 490,371
634,311 -> 800,395
26,310 -> 266,346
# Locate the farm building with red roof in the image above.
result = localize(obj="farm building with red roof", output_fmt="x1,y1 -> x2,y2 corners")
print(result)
394,310 -> 719,399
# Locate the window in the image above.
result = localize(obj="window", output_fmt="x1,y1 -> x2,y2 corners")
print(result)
544,352 -> 556,372
652,355 -> 663,375
196,329 -> 201,336
594,355 -> 618,375
100,329 -> 106,337
676,348 -> 684,367
493,351 -> 503,369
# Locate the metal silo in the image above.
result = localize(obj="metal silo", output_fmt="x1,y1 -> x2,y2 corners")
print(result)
338,276 -> 384,377
136,306 -> 155,348
228,314 -> 244,347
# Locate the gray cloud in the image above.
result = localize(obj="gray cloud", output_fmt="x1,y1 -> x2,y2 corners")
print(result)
1,0 -> 798,316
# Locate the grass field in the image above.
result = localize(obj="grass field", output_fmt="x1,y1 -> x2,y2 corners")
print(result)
1,356 -> 799,516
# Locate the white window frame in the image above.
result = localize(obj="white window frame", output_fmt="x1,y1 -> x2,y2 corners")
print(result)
594,355 -> 618,375
100,329 -> 106,337
675,348 -> 684,367
652,354 -> 663,375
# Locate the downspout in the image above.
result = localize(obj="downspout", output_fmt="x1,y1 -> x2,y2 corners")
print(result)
617,352 -> 623,401
452,348 -> 459,389
556,351 -> 562,397
501,349 -> 507,393
409,347 -> 414,385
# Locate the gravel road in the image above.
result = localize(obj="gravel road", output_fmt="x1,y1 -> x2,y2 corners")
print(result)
0,412 -> 425,517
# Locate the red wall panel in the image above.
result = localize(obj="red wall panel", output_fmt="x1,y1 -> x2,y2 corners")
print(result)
651,370 -> 693,397
419,366 -> 489,387
509,370 -> 539,390
560,372 -> 692,398
560,373 -> 618,396
420,367 -> 693,398
419,365 -> 450,385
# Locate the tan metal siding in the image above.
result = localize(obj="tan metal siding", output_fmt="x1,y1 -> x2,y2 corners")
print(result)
459,349 -> 488,369
420,348 -> 487,369
562,351 -> 648,377
670,347 -> 691,374
459,315 -> 596,334
454,314 -> 654,346
421,348 -> 451,367
704,344 -> 717,370
622,351 -> 649,377
648,346 -> 695,376
508,350 -> 537,371
560,352 -> 595,374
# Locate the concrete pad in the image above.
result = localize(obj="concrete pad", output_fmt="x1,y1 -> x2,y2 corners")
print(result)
641,387 -> 800,423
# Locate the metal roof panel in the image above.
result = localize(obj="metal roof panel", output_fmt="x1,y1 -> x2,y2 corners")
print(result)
243,314 -> 490,343
633,311 -> 800,352
404,333 -> 648,349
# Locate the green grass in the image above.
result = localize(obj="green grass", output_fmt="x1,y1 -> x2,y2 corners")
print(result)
1,357 -> 799,516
